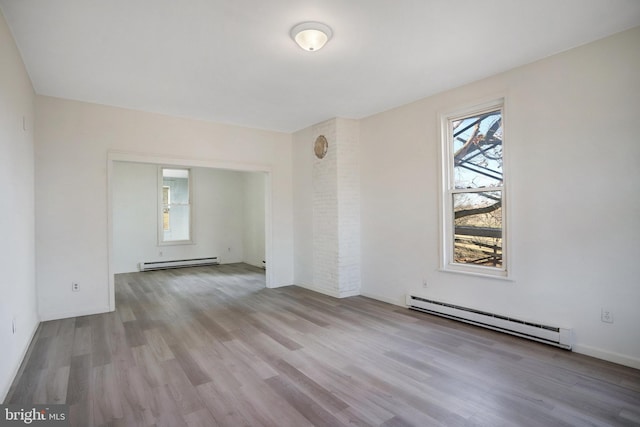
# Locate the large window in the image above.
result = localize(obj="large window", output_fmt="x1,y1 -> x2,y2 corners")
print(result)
442,100 -> 507,276
159,167 -> 192,244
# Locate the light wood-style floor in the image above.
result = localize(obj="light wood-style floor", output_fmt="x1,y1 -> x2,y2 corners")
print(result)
5,264 -> 640,426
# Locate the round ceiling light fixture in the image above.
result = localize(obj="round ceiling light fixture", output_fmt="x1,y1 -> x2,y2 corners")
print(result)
290,22 -> 333,51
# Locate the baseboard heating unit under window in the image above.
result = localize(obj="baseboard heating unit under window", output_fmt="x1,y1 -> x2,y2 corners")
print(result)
138,257 -> 219,272
406,295 -> 572,350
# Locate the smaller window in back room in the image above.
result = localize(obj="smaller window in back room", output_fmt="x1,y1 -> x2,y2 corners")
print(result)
159,167 -> 192,244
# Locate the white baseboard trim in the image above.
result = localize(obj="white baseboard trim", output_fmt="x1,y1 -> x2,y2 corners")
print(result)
295,283 -> 341,298
1,318 -> 39,402
39,306 -> 112,322
294,283 -> 361,299
266,282 -> 293,289
360,292 -> 406,307
572,344 -> 640,370
360,293 -> 640,370
338,289 -> 361,298
243,260 -> 265,269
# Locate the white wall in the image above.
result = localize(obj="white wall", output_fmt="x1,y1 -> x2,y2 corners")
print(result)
293,27 -> 640,368
113,163 -> 250,273
358,27 -> 640,368
0,10 -> 38,400
243,172 -> 266,268
292,125 -> 315,286
293,119 -> 362,298
35,97 -> 293,321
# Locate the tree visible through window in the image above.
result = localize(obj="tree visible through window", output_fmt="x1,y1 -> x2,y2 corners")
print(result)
443,101 -> 506,275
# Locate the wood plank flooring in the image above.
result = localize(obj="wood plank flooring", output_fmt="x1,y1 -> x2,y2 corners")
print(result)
5,263 -> 640,426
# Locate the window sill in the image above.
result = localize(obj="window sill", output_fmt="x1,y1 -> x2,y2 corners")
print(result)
158,240 -> 194,247
439,266 -> 514,282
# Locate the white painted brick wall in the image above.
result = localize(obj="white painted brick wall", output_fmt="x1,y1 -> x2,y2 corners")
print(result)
312,120 -> 338,292
336,118 -> 360,294
312,118 -> 361,297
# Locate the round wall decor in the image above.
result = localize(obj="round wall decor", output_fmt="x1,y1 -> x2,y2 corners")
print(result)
314,135 -> 328,159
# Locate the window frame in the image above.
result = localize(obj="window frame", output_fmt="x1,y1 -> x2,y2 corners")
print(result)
440,98 -> 509,278
158,166 -> 193,246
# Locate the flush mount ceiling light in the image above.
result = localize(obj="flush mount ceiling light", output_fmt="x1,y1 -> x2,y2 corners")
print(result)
290,22 -> 333,52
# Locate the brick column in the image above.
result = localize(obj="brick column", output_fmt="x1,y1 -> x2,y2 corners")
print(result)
312,118 -> 360,297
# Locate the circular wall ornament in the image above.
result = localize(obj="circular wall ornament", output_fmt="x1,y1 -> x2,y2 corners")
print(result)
314,135 -> 328,159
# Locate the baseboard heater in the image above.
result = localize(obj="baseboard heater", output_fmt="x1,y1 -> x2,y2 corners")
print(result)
406,295 -> 572,350
138,257 -> 219,272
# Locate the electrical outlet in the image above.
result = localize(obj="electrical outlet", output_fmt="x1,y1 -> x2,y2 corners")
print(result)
601,308 -> 613,323
72,282 -> 80,292
422,279 -> 428,288
159,251 -> 163,257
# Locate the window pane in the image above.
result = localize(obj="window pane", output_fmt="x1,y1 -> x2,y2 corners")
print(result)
162,171 -> 189,204
161,168 -> 190,242
453,191 -> 502,267
162,186 -> 170,231
163,204 -> 190,241
452,110 -> 503,189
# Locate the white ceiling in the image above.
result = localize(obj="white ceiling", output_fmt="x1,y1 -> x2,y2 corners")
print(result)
2,1 -> 639,133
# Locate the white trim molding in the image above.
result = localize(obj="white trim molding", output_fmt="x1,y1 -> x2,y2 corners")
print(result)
438,97 -> 510,279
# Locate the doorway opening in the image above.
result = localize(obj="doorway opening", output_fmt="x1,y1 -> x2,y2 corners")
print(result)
107,152 -> 272,311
